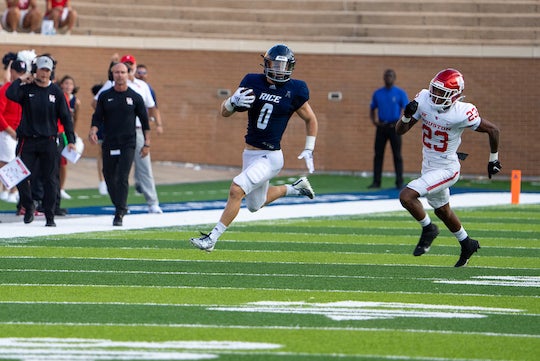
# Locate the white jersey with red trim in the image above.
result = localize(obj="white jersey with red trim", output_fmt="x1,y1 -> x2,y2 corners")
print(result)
412,89 -> 481,166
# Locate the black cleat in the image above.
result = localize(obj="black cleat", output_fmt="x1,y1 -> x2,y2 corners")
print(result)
454,237 -> 481,267
24,206 -> 35,224
54,208 -> 68,216
413,223 -> 439,256
113,212 -> 124,226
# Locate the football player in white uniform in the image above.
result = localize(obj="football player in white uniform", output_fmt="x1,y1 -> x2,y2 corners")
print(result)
396,68 -> 501,267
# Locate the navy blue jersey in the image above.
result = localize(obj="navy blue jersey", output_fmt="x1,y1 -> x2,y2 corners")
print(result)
239,73 -> 309,150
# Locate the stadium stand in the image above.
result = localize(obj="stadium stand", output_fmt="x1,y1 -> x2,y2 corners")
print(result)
70,0 -> 539,45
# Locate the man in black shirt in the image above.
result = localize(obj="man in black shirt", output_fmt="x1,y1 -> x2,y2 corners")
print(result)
89,62 -> 150,226
6,55 -> 76,227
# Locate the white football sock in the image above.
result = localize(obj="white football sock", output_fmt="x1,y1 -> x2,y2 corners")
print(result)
210,222 -> 227,241
419,215 -> 431,228
285,184 -> 299,196
453,226 -> 468,242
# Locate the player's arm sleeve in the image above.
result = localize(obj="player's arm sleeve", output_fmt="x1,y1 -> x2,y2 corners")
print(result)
292,80 -> 310,109
238,74 -> 250,88
463,104 -> 482,130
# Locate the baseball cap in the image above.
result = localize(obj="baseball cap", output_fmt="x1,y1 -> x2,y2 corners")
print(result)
120,54 -> 136,64
36,56 -> 54,71
11,60 -> 27,73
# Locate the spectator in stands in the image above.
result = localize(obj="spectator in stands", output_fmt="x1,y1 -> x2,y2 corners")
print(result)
0,56 -> 26,204
44,0 -> 76,35
1,0 -> 42,33
58,74 -> 80,200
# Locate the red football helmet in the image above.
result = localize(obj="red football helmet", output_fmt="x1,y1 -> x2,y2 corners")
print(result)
429,68 -> 465,110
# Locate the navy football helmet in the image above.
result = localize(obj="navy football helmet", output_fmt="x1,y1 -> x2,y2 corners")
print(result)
262,44 -> 295,83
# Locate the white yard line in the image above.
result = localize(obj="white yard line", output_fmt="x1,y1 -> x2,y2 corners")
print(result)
0,192 -> 539,239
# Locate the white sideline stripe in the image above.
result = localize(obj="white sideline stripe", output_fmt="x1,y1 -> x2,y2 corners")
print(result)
0,192 -> 539,239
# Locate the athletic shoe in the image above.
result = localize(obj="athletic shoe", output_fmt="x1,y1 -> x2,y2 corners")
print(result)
413,223 -> 439,256
6,192 -> 19,203
45,218 -> 56,227
454,237 -> 481,267
148,204 -> 163,214
60,189 -> 72,200
190,232 -> 215,252
24,205 -> 35,224
113,211 -> 124,226
292,177 -> 315,199
54,208 -> 68,216
98,181 -> 108,195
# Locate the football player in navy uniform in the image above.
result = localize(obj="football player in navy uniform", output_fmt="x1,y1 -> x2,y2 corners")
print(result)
190,44 -> 319,252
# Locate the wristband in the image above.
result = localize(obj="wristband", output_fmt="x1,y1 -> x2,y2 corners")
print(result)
401,115 -> 411,124
489,152 -> 498,162
304,136 -> 316,151
224,98 -> 235,112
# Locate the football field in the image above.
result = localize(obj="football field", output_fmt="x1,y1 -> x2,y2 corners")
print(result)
0,201 -> 538,360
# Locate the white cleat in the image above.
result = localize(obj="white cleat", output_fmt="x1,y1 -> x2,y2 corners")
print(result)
60,189 -> 72,200
148,204 -> 163,214
6,192 -> 19,203
190,233 -> 216,252
98,181 -> 108,195
292,177 -> 315,199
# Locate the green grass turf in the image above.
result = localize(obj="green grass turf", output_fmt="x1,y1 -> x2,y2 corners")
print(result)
1,173 -> 538,211
0,204 -> 538,360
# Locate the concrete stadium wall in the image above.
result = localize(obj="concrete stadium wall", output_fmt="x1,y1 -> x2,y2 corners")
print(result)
1,35 -> 538,178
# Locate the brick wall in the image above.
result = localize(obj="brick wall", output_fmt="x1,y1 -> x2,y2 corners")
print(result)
2,43 -> 537,178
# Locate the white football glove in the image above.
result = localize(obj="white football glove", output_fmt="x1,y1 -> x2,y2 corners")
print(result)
298,149 -> 314,174
231,87 -> 255,108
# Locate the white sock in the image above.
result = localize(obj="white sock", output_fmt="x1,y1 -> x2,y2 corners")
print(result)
285,184 -> 298,196
453,226 -> 468,242
209,222 -> 227,241
419,215 -> 431,228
